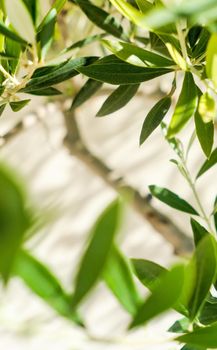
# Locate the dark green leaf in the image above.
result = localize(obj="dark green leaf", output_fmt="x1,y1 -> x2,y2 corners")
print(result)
168,72 -> 198,137
71,79 -> 103,110
149,185 -> 199,215
63,34 -> 105,53
103,245 -> 141,315
23,0 -> 37,24
168,317 -> 190,333
25,56 -> 98,89
71,199 -> 122,307
5,37 -> 21,74
176,323 -> 217,349
140,96 -> 171,145
190,218 -> 209,247
0,103 -> 6,116
181,345 -> 205,350
13,250 -> 83,326
21,86 -> 62,96
129,264 -> 185,329
97,84 -> 139,117
77,55 -> 172,85
0,164 -> 31,281
0,20 -> 27,44
75,0 -> 127,40
132,258 -> 166,291
196,148 -> 217,178
10,99 -> 30,112
199,301 -> 217,325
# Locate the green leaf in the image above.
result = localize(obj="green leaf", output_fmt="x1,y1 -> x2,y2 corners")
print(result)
196,148 -> 217,178
206,33 -> 217,88
77,55 -> 172,85
0,163 -> 31,281
0,20 -> 27,44
136,0 -> 152,13
192,28 -> 210,59
199,300 -> 217,325
194,107 -> 214,159
13,250 -> 83,326
187,235 -> 217,321
165,43 -> 187,70
103,245 -> 141,315
4,0 -> 36,43
181,345 -> 205,350
169,317 -> 190,333
25,56 -> 98,89
176,323 -> 217,349
21,86 -> 62,96
75,0 -> 127,40
96,84 -> 139,117
140,96 -> 171,145
132,258 -> 166,291
10,99 -> 30,112
52,0 -> 67,12
23,0 -> 38,24
190,218 -> 209,247
71,79 -> 103,111
110,0 -> 146,29
167,72 -> 198,137
63,34 -> 105,54
149,185 -> 199,215
102,39 -> 174,67
37,8 -> 57,59
5,36 -> 21,74
0,103 -> 6,116
129,264 -> 185,329
71,199 -> 122,307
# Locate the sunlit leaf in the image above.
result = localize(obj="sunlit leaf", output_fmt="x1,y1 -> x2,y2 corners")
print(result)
196,148 -> 217,178
190,218 -> 209,247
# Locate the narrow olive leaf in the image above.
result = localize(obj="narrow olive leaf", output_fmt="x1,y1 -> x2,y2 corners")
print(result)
21,86 -> 62,96
5,37 -> 21,75
167,72 -> 198,137
52,0 -> 67,12
77,55 -> 172,85
194,108 -> 214,159
140,96 -> 171,145
110,0 -> 146,29
190,218 -> 209,247
176,323 -> 217,349
196,148 -> 217,178
13,250 -> 83,327
96,84 -> 139,117
0,103 -> 6,116
136,0 -> 152,13
166,43 -> 187,70
75,0 -> 127,40
71,199 -> 122,308
37,8 -> 57,59
102,39 -> 174,67
206,33 -> 217,88
10,99 -> 30,112
4,0 -> 36,44
132,258 -> 167,291
214,196 -> 217,232
199,301 -> 217,325
0,21 -> 27,44
103,245 -> 142,315
169,318 -> 190,334
149,185 -> 199,215
192,28 -> 210,59
198,92 -> 216,123
71,79 -> 103,111
129,264 -> 185,329
31,61 -> 68,78
187,235 -> 217,321
25,56 -> 98,89
23,0 -> 37,24
0,164 -> 31,281
63,34 -> 105,53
